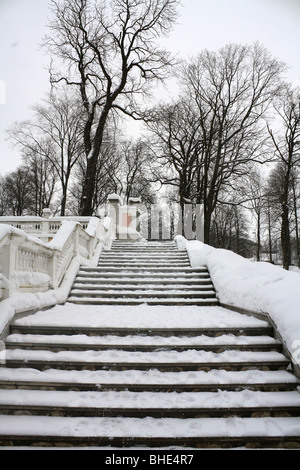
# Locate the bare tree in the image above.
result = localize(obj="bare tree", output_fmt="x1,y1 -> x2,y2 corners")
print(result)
244,169 -> 267,261
24,152 -> 58,216
69,136 -> 121,214
210,200 -> 250,256
2,167 -> 33,216
8,91 -> 85,215
267,85 -> 300,269
145,98 -> 204,238
120,139 -> 155,203
180,43 -> 286,243
0,175 -> 9,216
44,0 -> 179,215
291,171 -> 300,267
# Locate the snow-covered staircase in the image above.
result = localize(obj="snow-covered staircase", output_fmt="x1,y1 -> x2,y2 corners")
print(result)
0,241 -> 300,448
0,303 -> 300,448
68,241 -> 219,305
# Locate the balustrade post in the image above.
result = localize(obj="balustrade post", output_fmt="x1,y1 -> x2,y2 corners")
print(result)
41,208 -> 52,242
0,234 -> 23,298
48,251 -> 59,289
128,198 -> 141,233
73,224 -> 80,257
107,194 -> 122,239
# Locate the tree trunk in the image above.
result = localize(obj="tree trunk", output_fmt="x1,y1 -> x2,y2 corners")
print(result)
79,108 -> 109,216
79,154 -> 98,216
60,189 -> 67,216
292,182 -> 300,268
204,208 -> 212,245
257,213 -> 261,261
281,203 -> 291,270
267,206 -> 273,263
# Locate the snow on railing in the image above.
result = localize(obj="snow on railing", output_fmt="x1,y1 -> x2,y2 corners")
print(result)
0,216 -> 114,301
0,212 -> 94,243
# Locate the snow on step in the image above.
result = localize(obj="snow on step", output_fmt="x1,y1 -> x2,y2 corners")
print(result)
3,349 -> 289,376
67,298 -> 220,306
77,269 -> 209,276
71,286 -> 215,296
1,281 -> 300,447
68,240 -> 219,305
5,333 -> 280,347
10,304 -> 270,328
72,283 -> 213,289
1,389 -> 300,410
0,368 -> 298,391
1,415 -> 300,440
4,348 -> 288,364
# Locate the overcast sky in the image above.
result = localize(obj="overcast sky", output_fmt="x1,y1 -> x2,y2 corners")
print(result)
0,0 -> 300,175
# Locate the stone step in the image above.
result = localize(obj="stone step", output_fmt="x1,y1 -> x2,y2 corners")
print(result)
1,390 -> 300,418
10,324 -> 274,337
74,241 -> 218,305
80,264 -> 208,270
4,333 -> 282,352
99,253 -> 190,260
77,270 -> 210,278
71,284 -> 214,292
80,266 -> 208,272
100,252 -> 189,257
108,248 -> 179,253
99,255 -> 190,266
1,349 -> 289,371
1,301 -> 299,448
106,249 -> 180,254
2,359 -> 289,372
0,369 -> 298,392
1,380 -> 298,393
74,277 -> 212,285
69,290 -> 217,299
67,298 -> 220,306
3,404 -> 298,419
1,416 -> 300,448
97,262 -> 192,268
111,244 -> 177,248
98,262 -> 192,267
3,342 -> 284,353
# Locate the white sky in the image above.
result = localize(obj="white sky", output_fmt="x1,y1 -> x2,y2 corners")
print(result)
0,0 -> 300,175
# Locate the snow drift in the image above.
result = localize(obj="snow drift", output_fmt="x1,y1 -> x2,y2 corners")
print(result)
176,236 -> 300,364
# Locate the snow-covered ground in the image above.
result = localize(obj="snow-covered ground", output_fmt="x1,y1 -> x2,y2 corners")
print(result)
176,237 -> 300,366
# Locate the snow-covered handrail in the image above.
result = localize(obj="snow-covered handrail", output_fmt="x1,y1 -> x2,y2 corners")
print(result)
0,216 -> 114,300
0,215 -> 94,243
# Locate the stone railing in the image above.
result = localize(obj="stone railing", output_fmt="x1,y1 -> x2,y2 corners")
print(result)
0,216 -> 115,300
0,210 -> 94,243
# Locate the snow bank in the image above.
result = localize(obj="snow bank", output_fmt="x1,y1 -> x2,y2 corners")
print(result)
176,236 -> 300,361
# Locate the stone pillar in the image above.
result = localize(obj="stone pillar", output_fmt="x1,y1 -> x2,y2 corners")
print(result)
128,197 -> 141,235
107,194 -> 122,239
41,208 -> 52,243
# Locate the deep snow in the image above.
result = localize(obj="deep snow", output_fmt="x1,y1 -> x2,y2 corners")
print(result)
176,236 -> 300,366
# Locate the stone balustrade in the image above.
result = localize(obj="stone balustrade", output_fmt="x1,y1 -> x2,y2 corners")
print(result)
0,216 -> 115,300
0,211 -> 94,243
